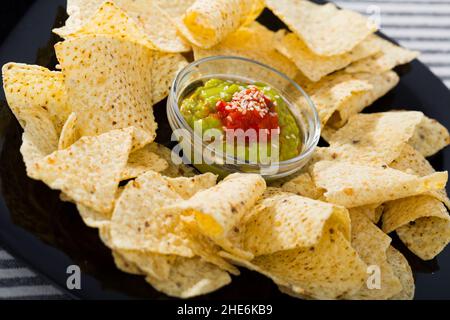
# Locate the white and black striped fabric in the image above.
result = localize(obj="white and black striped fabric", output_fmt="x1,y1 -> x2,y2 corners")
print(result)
0,249 -> 66,299
335,0 -> 450,88
1,0 -> 449,300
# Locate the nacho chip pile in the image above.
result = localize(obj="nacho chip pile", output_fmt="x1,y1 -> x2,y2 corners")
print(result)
2,0 -> 450,300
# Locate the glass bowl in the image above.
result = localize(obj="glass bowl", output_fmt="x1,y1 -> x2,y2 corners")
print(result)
166,56 -> 320,181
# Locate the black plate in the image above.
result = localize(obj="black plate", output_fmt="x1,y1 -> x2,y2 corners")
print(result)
1,0 -> 450,300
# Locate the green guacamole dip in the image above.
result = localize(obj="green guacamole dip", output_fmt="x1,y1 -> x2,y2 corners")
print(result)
179,78 -> 302,162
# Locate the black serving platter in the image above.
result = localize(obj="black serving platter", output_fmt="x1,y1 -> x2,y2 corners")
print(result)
0,0 -> 450,300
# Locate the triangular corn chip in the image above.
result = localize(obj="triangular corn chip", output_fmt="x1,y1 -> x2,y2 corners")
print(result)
77,204 -> 111,228
164,173 -> 218,199
110,171 -> 237,273
76,187 -> 124,228
346,36 -> 419,74
58,112 -> 80,150
112,251 -> 145,275
110,170 -> 194,256
312,160 -> 447,208
266,0 -> 377,56
32,127 -> 134,213
54,0 -> 190,52
193,22 -> 299,79
176,0 -> 264,49
2,63 -> 70,133
408,116 -> 450,157
351,204 -> 384,224
326,72 -> 400,129
152,51 -> 188,105
327,111 -> 424,165
238,190 -> 350,256
346,209 -> 402,300
382,195 -> 450,260
55,35 -> 185,140
147,143 -> 197,178
100,224 -> 232,297
276,32 -> 380,82
154,0 -> 195,18
19,107 -> 59,179
145,256 -> 231,298
120,145 -> 169,181
296,71 -> 399,130
387,247 -> 415,300
222,228 -> 367,299
281,172 -> 324,200
58,2 -> 162,50
162,173 -> 266,258
390,144 -> 450,207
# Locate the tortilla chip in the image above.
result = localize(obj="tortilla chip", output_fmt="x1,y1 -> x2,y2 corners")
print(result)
268,147 -> 333,189
145,256 -> 231,298
382,195 -> 450,260
110,170 -> 193,255
77,204 -> 111,228
112,251 -> 145,275
276,32 -> 380,82
58,2 -> 158,50
408,116 -> 450,157
58,112 -> 80,150
154,0 -> 196,18
110,246 -> 233,297
147,143 -> 197,178
387,246 -> 415,300
346,36 -> 419,73
108,199 -> 238,277
19,108 -> 59,179
238,190 -> 350,256
298,74 -> 371,126
390,144 -> 436,176
312,160 -> 448,208
152,51 -> 188,105
75,187 -> 124,228
346,209 -> 402,300
102,226 -> 183,279
100,225 -> 170,277
328,72 -> 400,129
296,71 -> 399,130
222,227 -> 367,300
176,0 -> 264,49
164,173 -> 217,199
351,204 -> 384,224
281,172 -> 324,200
55,35 -> 183,140
54,0 -> 190,52
266,0 -> 377,56
110,171 -> 237,273
390,144 -> 450,207
121,145 -> 169,181
32,127 -> 135,213
184,222 -> 241,275
193,22 -> 299,79
2,63 -> 70,133
163,173 -> 266,258
122,251 -> 173,279
327,111 -> 424,165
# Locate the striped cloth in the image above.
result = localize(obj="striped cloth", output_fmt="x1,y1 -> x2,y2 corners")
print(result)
0,249 -> 66,299
335,0 -> 450,88
1,0 -> 449,300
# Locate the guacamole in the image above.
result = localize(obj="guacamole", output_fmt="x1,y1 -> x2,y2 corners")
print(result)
180,78 -> 302,162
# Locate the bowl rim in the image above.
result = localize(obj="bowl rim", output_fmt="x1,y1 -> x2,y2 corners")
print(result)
168,55 -> 321,169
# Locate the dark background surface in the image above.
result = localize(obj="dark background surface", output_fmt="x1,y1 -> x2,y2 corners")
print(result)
0,1 -> 35,45
0,0 -> 450,300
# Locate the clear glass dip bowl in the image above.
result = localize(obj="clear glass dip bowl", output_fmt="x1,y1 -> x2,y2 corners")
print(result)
167,56 -> 320,181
